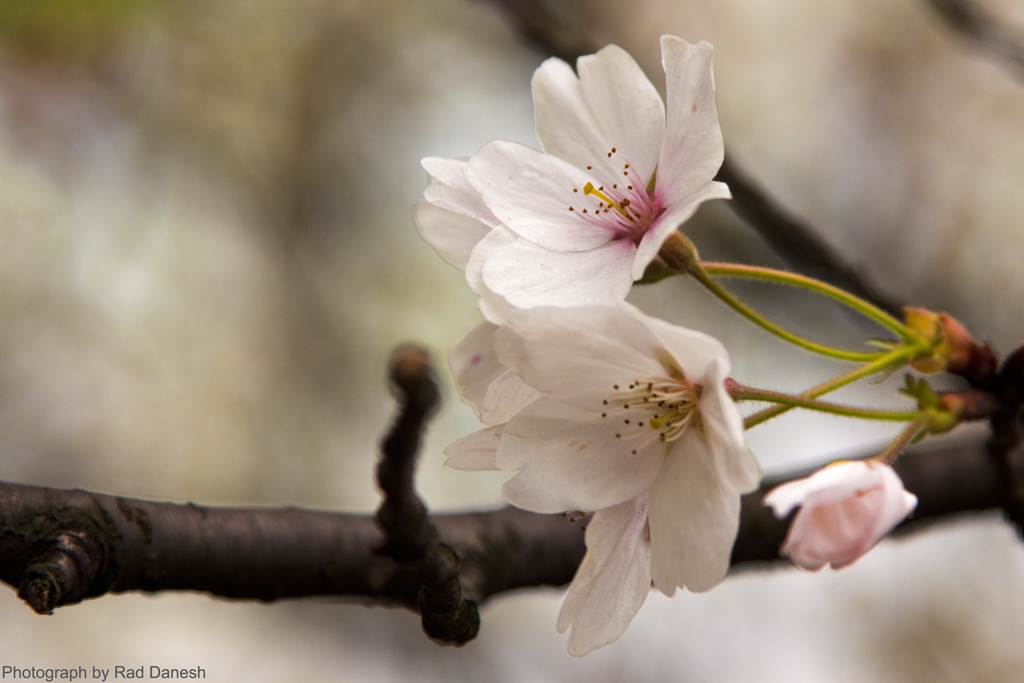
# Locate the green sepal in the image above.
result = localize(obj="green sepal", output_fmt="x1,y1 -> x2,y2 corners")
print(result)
636,257 -> 679,285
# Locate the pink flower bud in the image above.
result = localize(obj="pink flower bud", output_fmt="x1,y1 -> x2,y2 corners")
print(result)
763,460 -> 917,571
904,307 -> 980,375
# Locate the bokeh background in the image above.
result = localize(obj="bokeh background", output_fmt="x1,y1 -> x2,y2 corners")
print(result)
0,0 -> 1023,680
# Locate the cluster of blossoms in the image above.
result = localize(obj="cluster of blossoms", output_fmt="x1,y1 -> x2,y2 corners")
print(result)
415,36 -> 923,656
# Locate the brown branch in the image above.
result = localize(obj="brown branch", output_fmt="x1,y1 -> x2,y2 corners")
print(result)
476,0 -> 596,63
374,344 -> 479,644
927,0 -> 1024,83
985,346 -> 1024,537
0,481 -> 585,614
0,346 -> 1014,647
0,432 -> 1004,616
0,342 -> 586,636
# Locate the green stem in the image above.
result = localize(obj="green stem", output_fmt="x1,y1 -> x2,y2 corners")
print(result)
731,386 -> 919,422
744,346 -> 918,430
701,262 -> 914,342
688,263 -> 886,363
876,416 -> 929,464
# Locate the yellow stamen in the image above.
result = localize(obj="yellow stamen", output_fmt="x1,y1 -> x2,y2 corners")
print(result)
583,182 -> 632,221
649,409 -> 681,431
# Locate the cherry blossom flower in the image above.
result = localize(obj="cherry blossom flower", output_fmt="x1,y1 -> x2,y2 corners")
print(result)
445,304 -> 761,655
417,35 -> 729,310
763,460 -> 918,571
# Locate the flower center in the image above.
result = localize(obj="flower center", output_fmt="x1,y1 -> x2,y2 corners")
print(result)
599,374 -> 700,453
566,147 -> 664,244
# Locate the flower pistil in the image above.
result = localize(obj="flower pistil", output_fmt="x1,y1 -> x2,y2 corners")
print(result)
600,374 -> 700,449
566,148 -> 665,244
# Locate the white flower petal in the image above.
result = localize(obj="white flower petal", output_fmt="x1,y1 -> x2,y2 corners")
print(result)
481,238 -> 636,310
630,182 -> 731,280
639,312 -> 731,382
465,226 -> 517,323
533,46 -> 664,185
413,202 -> 493,273
480,369 -> 543,426
532,57 -> 612,177
498,398 -> 666,513
477,292 -> 514,326
466,227 -> 517,290
422,157 -> 501,228
656,36 -> 726,210
451,320 -> 504,421
492,305 -> 668,412
467,141 -> 613,252
449,319 -> 542,426
444,425 -> 503,471
492,397 -> 592,469
631,224 -> 668,281
648,430 -> 739,594
695,359 -> 761,492
576,45 -> 665,184
558,495 -> 652,657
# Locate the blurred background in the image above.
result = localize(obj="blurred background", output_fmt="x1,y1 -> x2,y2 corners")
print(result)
0,0 -> 1022,680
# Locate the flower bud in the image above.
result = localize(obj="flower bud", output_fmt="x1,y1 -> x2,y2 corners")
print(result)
905,307 -> 979,375
763,460 -> 917,571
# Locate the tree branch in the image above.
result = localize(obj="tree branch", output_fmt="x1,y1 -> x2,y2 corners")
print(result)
927,0 -> 1024,84
0,429 -> 1006,618
477,0 -> 594,63
0,338 -> 1015,647
0,480 -> 587,613
374,344 -> 480,644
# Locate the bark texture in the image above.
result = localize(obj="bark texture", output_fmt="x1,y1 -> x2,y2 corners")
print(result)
0,433 -> 1005,617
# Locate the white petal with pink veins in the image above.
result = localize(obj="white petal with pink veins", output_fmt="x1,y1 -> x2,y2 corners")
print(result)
630,183 -> 731,279
557,494 -> 652,657
421,157 -> 501,228
492,305 -> 668,411
656,36 -> 728,210
444,425 -> 503,471
481,238 -> 636,309
413,202 -> 492,271
648,430 -> 741,594
498,398 -> 666,514
534,45 -> 664,184
467,141 -> 613,251
450,319 -> 539,425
